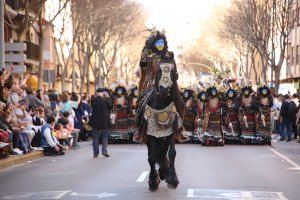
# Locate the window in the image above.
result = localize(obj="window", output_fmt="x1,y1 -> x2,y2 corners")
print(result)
296,46 -> 299,64
298,8 -> 300,26
292,47 -> 295,65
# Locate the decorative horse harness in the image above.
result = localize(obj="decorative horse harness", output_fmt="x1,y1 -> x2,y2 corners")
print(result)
139,60 -> 183,138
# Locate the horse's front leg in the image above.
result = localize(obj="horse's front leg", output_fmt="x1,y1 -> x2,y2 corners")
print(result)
165,134 -> 179,189
146,136 -> 160,191
157,138 -> 169,181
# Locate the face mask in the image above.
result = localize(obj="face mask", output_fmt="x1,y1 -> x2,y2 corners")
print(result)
155,39 -> 165,51
184,92 -> 189,98
117,89 -> 122,95
228,91 -> 234,98
134,90 -> 138,96
262,89 -> 268,95
212,90 -> 217,96
201,94 -> 206,101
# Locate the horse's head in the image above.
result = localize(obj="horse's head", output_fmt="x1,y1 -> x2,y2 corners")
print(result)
154,59 -> 178,98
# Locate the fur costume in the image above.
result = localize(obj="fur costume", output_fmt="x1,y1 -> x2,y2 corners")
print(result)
256,86 -> 273,145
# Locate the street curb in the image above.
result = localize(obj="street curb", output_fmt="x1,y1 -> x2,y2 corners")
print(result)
0,151 -> 43,170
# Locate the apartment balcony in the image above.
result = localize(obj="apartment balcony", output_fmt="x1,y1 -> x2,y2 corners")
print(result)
6,0 -> 20,10
6,0 -> 38,18
24,41 -> 40,66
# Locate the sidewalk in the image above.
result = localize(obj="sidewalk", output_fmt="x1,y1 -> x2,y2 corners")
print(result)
0,151 -> 43,170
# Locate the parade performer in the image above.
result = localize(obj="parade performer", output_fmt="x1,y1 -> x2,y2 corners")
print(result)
196,90 -> 207,141
128,86 -> 139,137
256,86 -> 273,145
134,30 -> 187,143
182,89 -> 198,142
134,30 -> 186,191
110,85 -> 130,142
200,86 -> 224,146
238,86 -> 258,144
222,88 -> 241,144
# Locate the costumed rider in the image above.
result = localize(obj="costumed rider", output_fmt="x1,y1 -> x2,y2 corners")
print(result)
222,88 -> 241,144
256,86 -> 273,145
134,30 -> 188,143
200,86 -> 224,146
238,86 -> 258,144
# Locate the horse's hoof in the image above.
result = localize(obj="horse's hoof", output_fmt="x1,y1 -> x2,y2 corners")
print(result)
166,176 -> 179,189
148,178 -> 160,191
149,185 -> 158,192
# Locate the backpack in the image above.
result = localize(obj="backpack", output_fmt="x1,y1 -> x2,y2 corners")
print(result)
288,101 -> 298,118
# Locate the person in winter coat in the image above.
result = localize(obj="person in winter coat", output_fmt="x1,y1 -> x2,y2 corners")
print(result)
280,95 -> 294,142
89,88 -> 113,158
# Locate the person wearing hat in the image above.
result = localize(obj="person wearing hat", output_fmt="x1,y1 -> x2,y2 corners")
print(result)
196,91 -> 207,140
200,87 -> 224,146
89,88 -> 113,157
222,88 -> 241,144
134,30 -> 187,143
256,86 -> 273,145
128,86 -> 139,135
110,85 -> 130,142
182,89 -> 197,142
238,86 -> 258,144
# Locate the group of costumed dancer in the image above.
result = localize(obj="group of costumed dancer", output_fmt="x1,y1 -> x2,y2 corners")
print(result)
181,84 -> 273,146
96,85 -> 139,142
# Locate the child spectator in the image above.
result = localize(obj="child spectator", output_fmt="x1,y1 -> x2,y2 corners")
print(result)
53,123 -> 71,149
41,117 -> 64,156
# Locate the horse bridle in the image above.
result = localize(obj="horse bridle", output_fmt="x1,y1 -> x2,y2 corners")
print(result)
154,62 -> 175,95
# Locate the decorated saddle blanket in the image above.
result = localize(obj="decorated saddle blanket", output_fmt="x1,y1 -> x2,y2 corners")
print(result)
144,101 -> 182,138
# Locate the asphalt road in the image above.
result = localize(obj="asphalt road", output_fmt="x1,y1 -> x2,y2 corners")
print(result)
0,141 -> 300,200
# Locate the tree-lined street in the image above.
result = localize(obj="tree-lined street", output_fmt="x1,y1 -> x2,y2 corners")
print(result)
0,142 -> 299,200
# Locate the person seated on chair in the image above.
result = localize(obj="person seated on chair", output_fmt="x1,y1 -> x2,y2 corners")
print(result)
41,116 -> 64,156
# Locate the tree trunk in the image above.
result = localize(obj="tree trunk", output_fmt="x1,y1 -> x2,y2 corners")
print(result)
61,70 -> 66,92
86,64 -> 90,95
274,67 -> 281,94
245,51 -> 249,79
38,33 -> 44,90
261,57 -> 267,83
37,11 -> 44,90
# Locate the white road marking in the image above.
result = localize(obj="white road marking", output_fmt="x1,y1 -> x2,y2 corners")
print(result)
187,189 -> 288,200
1,192 -> 35,200
268,147 -> 300,170
52,190 -> 72,199
70,192 -> 118,198
1,190 -> 72,200
136,171 -> 149,182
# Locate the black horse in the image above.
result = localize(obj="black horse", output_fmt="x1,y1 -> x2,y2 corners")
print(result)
137,53 -> 184,191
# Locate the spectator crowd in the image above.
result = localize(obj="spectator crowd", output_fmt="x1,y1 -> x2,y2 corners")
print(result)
272,93 -> 300,142
0,69 -> 300,159
0,70 -> 92,159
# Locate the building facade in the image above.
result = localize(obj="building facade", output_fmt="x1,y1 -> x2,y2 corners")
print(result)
286,4 -> 300,94
4,0 -> 57,91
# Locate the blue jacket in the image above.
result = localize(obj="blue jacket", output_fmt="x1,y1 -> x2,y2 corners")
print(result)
40,124 -> 54,148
